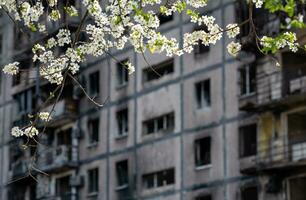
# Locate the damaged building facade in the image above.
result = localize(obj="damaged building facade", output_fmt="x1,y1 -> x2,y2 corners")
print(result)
0,0 -> 306,200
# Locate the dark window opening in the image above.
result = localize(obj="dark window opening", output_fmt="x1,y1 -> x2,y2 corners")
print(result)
116,108 -> 128,136
89,71 -> 100,96
143,59 -> 174,82
88,168 -> 99,193
241,186 -> 258,200
195,137 -> 211,167
158,13 -> 173,25
195,79 -> 211,108
57,128 -> 72,146
12,58 -> 32,86
289,177 -> 306,200
142,168 -> 175,189
143,112 -> 175,135
14,88 -> 36,113
194,26 -> 210,55
195,194 -> 212,200
117,59 -> 129,86
88,118 -> 99,143
116,160 -> 129,187
56,175 -> 71,198
235,0 -> 274,38
240,64 -> 256,96
239,124 -> 257,157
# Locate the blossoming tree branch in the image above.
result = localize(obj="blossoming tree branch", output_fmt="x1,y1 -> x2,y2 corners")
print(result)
0,0 -> 305,139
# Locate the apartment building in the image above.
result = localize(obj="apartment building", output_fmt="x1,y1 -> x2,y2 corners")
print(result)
0,0 -> 306,200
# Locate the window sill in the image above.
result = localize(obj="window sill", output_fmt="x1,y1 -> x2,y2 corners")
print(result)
116,83 -> 128,90
240,154 -> 256,159
115,184 -> 129,191
196,107 -> 211,112
143,129 -> 174,138
194,51 -> 209,58
239,92 -> 256,99
86,142 -> 98,149
87,192 -> 98,197
195,164 -> 212,171
115,134 -> 128,140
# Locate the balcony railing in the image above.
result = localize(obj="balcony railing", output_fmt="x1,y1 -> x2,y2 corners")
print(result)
255,137 -> 306,170
11,160 -> 28,178
37,193 -> 75,200
43,99 -> 77,126
241,69 -> 306,110
37,145 -> 77,172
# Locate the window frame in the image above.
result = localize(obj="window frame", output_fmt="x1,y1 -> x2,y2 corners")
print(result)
142,112 -> 175,136
88,117 -> 100,145
194,137 -> 212,168
116,59 -> 129,87
116,108 -> 129,137
239,124 -> 257,158
142,168 -> 175,189
116,160 -> 129,188
195,79 -> 211,109
239,64 -> 256,97
88,71 -> 100,96
193,25 -> 210,56
87,168 -> 99,194
142,59 -> 174,83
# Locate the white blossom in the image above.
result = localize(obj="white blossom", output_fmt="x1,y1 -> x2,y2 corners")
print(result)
11,127 -> 24,137
39,112 -> 51,121
24,127 -> 39,138
126,62 -> 135,75
3,62 -> 19,75
252,0 -> 264,8
226,24 -> 240,38
227,41 -> 241,57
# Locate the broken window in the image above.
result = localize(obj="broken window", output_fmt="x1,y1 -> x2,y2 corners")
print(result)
143,112 -> 175,135
158,13 -> 173,25
289,176 -> 306,200
194,26 -> 210,55
142,168 -> 175,189
195,194 -> 212,200
288,110 -> 306,161
57,128 -> 72,146
195,79 -> 211,109
241,186 -> 258,200
89,71 -> 100,96
116,108 -> 128,137
194,137 -> 211,167
240,64 -> 256,96
56,175 -> 71,198
88,168 -> 99,194
239,124 -> 257,157
117,59 -> 129,86
15,88 -> 36,113
12,58 -> 32,86
116,160 -> 129,187
143,59 -> 174,82
235,0 -> 272,38
88,118 -> 99,144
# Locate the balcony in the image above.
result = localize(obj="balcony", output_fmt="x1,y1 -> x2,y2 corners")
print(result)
240,60 -> 306,111
43,99 -> 78,127
11,160 -> 28,178
255,137 -> 306,172
37,145 -> 77,173
39,194 -> 74,200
